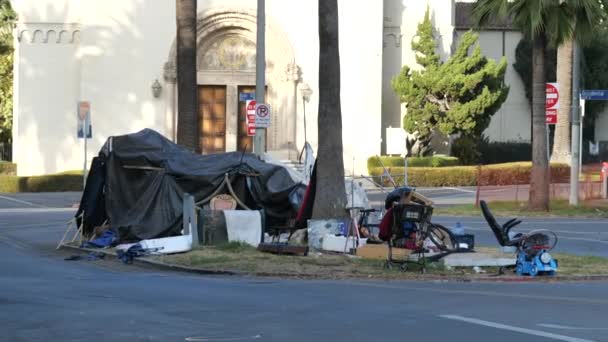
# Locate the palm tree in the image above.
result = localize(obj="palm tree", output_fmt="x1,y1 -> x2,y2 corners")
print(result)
473,0 -> 606,211
551,39 -> 572,164
552,1 -> 607,164
312,0 -> 347,219
176,0 -> 199,152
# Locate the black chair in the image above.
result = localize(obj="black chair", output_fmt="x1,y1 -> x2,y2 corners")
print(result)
480,200 -> 523,247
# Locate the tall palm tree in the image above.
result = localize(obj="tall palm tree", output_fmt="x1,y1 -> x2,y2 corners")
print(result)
176,0 -> 199,152
551,1 -> 607,164
473,0 -> 606,211
551,39 -> 572,164
312,0 -> 347,219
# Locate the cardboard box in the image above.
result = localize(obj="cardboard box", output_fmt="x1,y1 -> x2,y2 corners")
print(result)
356,243 -> 412,260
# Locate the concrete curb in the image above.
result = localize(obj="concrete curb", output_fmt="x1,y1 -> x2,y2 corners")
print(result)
59,244 -> 608,283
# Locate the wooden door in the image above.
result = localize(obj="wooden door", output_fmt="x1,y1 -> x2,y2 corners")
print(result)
237,86 -> 267,153
199,85 -> 226,154
237,86 -> 255,152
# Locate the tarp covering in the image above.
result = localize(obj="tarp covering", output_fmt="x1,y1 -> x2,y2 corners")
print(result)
78,129 -> 305,241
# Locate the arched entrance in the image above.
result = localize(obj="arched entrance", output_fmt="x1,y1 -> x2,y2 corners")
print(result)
164,9 -> 301,158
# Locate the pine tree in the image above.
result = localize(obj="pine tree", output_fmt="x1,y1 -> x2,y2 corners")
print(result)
392,9 -> 509,157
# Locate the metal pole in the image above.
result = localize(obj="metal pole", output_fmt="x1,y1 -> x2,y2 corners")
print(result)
303,97 -> 307,143
254,0 -> 266,156
569,41 -> 581,205
83,119 -> 87,188
546,124 -> 550,161
579,99 -> 585,175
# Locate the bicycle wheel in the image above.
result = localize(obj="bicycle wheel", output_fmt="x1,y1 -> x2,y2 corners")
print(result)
427,223 -> 458,252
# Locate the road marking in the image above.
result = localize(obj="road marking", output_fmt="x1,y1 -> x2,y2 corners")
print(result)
185,335 -> 262,341
0,235 -> 28,250
439,315 -> 595,342
538,324 -> 608,331
0,195 -> 46,208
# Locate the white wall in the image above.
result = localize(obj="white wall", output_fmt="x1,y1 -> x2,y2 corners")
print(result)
13,0 -> 383,175
459,29 -> 531,142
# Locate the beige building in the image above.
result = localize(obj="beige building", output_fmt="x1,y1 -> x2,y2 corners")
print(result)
11,0 -> 605,176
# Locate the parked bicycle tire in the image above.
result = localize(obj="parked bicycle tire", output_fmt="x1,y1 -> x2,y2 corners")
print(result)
427,223 -> 458,252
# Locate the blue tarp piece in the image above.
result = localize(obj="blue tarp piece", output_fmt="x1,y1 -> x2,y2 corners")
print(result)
81,230 -> 116,248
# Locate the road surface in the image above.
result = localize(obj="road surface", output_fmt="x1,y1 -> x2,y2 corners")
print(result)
1,195 -> 608,341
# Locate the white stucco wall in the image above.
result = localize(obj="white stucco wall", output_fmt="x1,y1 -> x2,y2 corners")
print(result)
457,29 -> 531,142
12,0 -> 383,175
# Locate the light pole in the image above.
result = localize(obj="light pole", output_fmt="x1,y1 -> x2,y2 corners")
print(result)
300,83 -> 312,144
254,0 -> 266,156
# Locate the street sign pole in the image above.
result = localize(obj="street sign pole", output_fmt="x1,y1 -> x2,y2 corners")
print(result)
569,42 -> 581,206
83,117 -> 87,188
254,0 -> 266,156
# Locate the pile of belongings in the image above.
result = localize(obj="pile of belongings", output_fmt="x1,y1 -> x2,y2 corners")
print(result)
74,129 -> 306,249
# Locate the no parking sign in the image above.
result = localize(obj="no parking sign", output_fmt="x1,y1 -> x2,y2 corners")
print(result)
255,103 -> 271,128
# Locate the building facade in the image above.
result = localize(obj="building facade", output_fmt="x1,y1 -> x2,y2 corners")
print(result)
11,0 -> 606,176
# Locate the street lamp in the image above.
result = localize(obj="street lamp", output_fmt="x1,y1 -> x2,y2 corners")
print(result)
300,83 -> 313,144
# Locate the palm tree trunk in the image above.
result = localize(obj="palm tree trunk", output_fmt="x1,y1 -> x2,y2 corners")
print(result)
176,0 -> 199,152
312,0 -> 347,219
529,33 -> 550,211
551,38 -> 573,164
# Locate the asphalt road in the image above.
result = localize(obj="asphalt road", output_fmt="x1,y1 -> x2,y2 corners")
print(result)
1,198 -> 608,341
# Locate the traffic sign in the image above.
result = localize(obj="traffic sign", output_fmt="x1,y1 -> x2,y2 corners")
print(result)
581,90 -> 608,100
77,101 -> 92,138
546,83 -> 559,125
246,100 -> 256,136
255,103 -> 271,128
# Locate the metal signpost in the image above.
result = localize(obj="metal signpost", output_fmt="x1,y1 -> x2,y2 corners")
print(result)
254,0 -> 266,156
77,101 -> 91,188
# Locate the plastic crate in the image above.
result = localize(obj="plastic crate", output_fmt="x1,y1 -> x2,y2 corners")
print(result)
454,234 -> 475,251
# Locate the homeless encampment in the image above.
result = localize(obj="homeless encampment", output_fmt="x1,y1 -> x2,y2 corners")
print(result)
75,129 -> 306,242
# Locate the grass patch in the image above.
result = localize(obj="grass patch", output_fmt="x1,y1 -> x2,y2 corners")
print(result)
435,200 -> 608,218
153,245 -> 608,278
552,254 -> 608,276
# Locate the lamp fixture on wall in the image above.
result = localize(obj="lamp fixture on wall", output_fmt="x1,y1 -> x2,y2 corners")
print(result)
299,83 -> 313,144
151,79 -> 162,98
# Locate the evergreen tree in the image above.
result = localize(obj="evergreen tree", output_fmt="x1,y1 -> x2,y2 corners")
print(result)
392,9 -> 509,157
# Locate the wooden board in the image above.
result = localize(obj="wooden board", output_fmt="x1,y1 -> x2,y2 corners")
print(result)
356,243 -> 412,260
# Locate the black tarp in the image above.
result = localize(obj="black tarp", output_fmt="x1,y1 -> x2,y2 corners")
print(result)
77,129 -> 305,241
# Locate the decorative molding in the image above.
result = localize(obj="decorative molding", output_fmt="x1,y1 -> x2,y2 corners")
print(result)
17,23 -> 80,44
384,33 -> 403,48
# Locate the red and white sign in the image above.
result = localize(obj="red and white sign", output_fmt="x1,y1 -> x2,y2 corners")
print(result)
246,100 -> 256,136
255,103 -> 271,128
546,83 -> 559,124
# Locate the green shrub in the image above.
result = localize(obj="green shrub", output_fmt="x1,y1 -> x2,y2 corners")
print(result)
0,161 -> 16,175
369,162 -> 570,187
479,141 -> 532,164
0,173 -> 83,192
451,136 -> 481,165
367,155 -> 460,169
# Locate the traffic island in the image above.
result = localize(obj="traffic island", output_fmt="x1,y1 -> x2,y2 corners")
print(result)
60,242 -> 608,282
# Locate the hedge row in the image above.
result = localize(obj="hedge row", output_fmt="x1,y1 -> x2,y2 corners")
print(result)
369,162 -> 570,187
0,161 -> 16,175
0,174 -> 83,192
367,155 -> 460,169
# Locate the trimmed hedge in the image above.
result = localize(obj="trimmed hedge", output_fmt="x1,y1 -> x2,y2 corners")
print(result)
0,161 -> 16,175
0,173 -> 83,192
367,155 -> 460,169
369,162 -> 570,187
